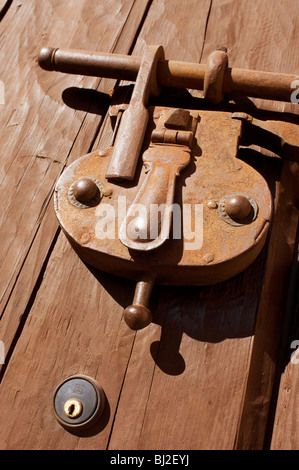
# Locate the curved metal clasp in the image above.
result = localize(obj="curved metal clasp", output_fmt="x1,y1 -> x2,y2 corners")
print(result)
203,47 -> 228,104
119,108 -> 199,252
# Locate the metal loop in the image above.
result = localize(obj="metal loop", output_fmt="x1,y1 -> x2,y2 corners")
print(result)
203,48 -> 228,104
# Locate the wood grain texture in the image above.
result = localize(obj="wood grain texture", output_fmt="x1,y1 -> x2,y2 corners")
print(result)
0,234 -> 136,449
200,0 -> 299,115
271,362 -> 299,450
0,0 -> 151,371
0,0 -> 298,451
0,0 -> 12,18
270,233 -> 299,450
0,0 -> 126,319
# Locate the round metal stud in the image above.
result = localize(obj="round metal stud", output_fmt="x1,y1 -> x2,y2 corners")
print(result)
68,177 -> 104,209
72,177 -> 98,203
219,193 -> 258,226
53,375 -> 105,431
224,194 -> 252,220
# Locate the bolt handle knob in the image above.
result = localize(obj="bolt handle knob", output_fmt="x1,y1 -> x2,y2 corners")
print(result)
123,304 -> 152,330
123,276 -> 155,330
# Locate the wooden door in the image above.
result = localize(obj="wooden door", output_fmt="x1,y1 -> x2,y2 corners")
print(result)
0,0 -> 298,450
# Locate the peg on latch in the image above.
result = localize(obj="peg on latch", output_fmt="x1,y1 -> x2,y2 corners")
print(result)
39,44 -> 299,331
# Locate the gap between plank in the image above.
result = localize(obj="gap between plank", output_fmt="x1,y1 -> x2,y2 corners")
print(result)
136,313 -> 170,448
0,0 -> 13,22
198,0 -> 213,63
106,333 -> 137,450
126,0 -> 154,55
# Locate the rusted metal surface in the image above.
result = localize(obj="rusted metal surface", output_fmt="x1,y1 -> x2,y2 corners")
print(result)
39,46 -> 299,102
233,112 -> 299,163
40,45 -> 299,330
54,109 -> 275,326
71,177 -> 99,203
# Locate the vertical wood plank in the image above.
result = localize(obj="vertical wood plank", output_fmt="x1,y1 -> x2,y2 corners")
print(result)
0,0 -> 153,450
108,0 -> 299,450
235,161 -> 299,449
270,233 -> 299,449
0,234 -> 136,449
198,0 -> 299,449
199,0 -> 299,115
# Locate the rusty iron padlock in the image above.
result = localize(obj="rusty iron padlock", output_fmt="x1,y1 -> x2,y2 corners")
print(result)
39,45 -> 299,330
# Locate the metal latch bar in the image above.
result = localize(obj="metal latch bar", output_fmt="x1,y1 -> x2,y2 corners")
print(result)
39,46 -> 299,103
105,45 -> 164,180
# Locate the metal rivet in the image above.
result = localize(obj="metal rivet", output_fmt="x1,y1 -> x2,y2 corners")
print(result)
204,253 -> 214,263
79,233 -> 92,245
219,193 -> 258,227
207,201 -> 218,209
68,177 -> 104,209
72,177 -> 99,203
53,375 -> 105,431
224,194 -> 252,221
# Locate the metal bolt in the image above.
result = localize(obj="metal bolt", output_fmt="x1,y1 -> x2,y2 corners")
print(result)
64,398 -> 83,419
72,177 -> 99,203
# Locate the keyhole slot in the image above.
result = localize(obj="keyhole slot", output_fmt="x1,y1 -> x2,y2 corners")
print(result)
63,398 -> 83,419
